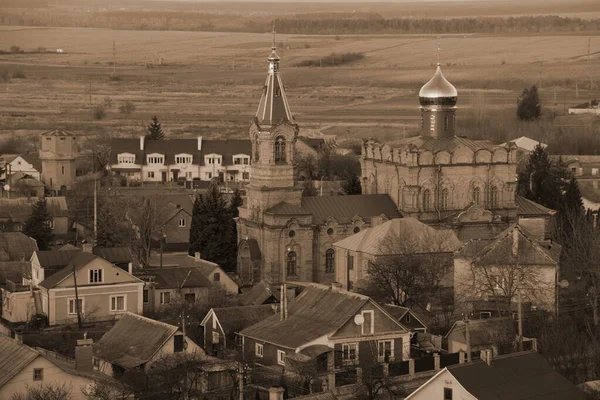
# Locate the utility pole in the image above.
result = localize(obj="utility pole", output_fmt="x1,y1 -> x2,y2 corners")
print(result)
464,314 -> 471,362
518,289 -> 523,351
513,227 -> 523,352
238,364 -> 245,400
93,150 -> 97,246
73,263 -> 83,329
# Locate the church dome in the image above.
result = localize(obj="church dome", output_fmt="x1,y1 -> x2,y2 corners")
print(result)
419,65 -> 458,107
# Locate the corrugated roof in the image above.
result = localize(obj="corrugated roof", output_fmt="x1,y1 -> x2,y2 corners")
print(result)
515,195 -> 556,216
137,266 -> 213,289
147,253 -> 220,279
0,232 -> 38,261
0,334 -> 40,387
35,249 -> 81,268
447,351 -> 586,400
94,313 -> 180,369
211,304 -> 277,336
239,281 -> 280,306
240,284 -> 371,349
38,252 -> 98,289
93,247 -> 133,264
300,194 -> 400,224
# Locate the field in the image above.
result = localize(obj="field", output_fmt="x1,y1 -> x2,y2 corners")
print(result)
1,26 -> 600,149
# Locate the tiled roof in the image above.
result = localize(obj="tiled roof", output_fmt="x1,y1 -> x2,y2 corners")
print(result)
239,281 -> 281,306
300,194 -> 400,224
35,249 -> 81,268
210,304 -> 277,336
515,195 -> 556,216
445,318 -> 515,347
20,152 -> 42,172
0,334 -> 41,387
39,129 -> 75,136
136,266 -> 213,289
240,283 -> 374,349
446,351 -> 586,400
95,312 -> 180,369
93,247 -> 132,264
0,232 -> 38,261
334,218 -> 461,254
38,252 -> 98,289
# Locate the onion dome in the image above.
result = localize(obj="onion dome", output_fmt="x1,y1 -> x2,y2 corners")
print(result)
419,64 -> 458,107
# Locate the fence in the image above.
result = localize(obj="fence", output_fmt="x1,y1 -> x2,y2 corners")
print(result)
388,360 -> 410,377
414,356 -> 435,373
335,369 -> 357,387
440,353 -> 461,368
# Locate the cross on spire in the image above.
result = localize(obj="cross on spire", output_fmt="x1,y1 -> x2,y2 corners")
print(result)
437,36 -> 441,66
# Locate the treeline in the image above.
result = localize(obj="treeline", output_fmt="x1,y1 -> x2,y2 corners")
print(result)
2,10 -> 600,34
297,52 -> 365,67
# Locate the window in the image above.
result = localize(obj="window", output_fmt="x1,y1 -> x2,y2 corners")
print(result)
472,187 -> 481,205
286,251 -> 297,277
33,368 -> 43,381
147,171 -> 155,179
110,295 -> 126,312
275,87 -> 281,97
422,189 -> 431,211
234,157 -> 241,165
327,227 -> 334,235
593,168 -> 599,176
186,172 -> 193,179
147,155 -> 164,164
143,289 -> 148,303
489,185 -> 498,208
212,331 -> 220,344
173,334 -> 184,353
444,388 -> 453,400
175,155 -> 192,164
353,226 -> 360,234
89,269 -> 103,283
288,230 -> 295,238
325,249 -> 335,274
361,310 -> 374,334
571,167 -> 577,174
342,343 -> 358,365
480,312 -> 492,319
185,293 -> 195,303
118,154 -> 135,164
48,219 -> 54,229
405,313 -> 411,323
255,343 -> 264,357
444,115 -> 449,131
277,350 -> 286,366
441,188 -> 449,210
205,172 -> 212,180
68,298 -> 83,315
243,158 -> 249,165
214,272 -> 220,282
347,254 -> 354,271
378,340 -> 394,362
60,137 -> 65,141
242,172 -> 250,180
160,291 -> 171,304
274,136 -> 286,163
61,166 -> 65,175
178,218 -> 186,227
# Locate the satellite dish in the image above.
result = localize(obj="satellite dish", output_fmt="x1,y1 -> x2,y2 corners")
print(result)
558,279 -> 569,289
3,184 -> 9,191
354,314 -> 364,326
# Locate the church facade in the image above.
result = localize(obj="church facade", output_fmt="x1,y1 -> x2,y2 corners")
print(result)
236,43 -> 400,286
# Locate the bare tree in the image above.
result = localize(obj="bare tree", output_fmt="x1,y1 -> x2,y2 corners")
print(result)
11,383 -> 73,400
82,378 -> 134,400
127,197 -> 165,267
81,133 -> 114,172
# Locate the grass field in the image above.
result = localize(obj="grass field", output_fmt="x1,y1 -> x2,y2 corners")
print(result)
1,26 -> 600,148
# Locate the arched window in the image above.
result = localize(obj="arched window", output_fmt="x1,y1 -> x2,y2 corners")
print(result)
472,187 -> 481,205
274,136 -> 286,163
286,251 -> 297,277
441,188 -> 449,210
423,189 -> 431,211
254,135 -> 260,162
444,116 -> 449,131
325,249 -> 335,274
489,185 -> 499,208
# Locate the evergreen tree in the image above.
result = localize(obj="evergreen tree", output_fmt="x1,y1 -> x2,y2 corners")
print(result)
555,176 -> 585,245
23,198 -> 53,250
341,172 -> 362,195
517,85 -> 542,121
145,116 -> 165,140
229,189 -> 243,218
189,183 -> 237,271
96,201 -> 133,248
517,144 -> 566,210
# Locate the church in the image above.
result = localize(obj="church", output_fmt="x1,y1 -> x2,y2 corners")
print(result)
237,42 -> 519,285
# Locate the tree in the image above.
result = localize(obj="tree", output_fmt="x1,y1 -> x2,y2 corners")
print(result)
11,383 -> 72,400
23,198 -> 53,250
189,183 -> 237,271
145,116 -> 165,140
128,197 -> 165,267
96,199 -> 135,248
118,101 -> 136,116
301,179 -> 317,197
517,144 -> 567,210
517,84 -> 542,121
294,152 -> 319,180
229,189 -> 243,219
341,171 -> 362,195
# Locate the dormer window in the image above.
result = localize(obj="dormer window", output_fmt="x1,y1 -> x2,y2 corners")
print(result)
205,154 -> 221,165
274,137 -> 286,163
147,154 -> 164,165
118,154 -> 135,164
175,155 -> 192,165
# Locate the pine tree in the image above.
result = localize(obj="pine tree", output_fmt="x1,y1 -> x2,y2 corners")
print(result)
23,198 -> 53,250
341,172 -> 362,195
145,116 -> 165,140
229,189 -> 243,218
517,144 -> 566,210
189,183 -> 237,271
517,85 -> 542,121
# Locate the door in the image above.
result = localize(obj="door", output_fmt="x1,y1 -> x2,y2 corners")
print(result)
172,171 -> 178,181
161,171 -> 167,182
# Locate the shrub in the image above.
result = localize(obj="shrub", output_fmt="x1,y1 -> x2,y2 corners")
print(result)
109,74 -> 121,81
119,101 -> 136,116
37,46 -> 46,52
0,69 -> 10,83
11,69 -> 25,79
92,105 -> 106,120
9,45 -> 21,53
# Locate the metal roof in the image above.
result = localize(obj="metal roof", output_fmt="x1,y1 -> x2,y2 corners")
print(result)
0,334 -> 40,387
255,47 -> 295,127
137,266 -> 213,289
92,247 -> 133,264
300,194 -> 400,224
239,281 -> 280,306
38,252 -> 98,289
35,249 -> 81,268
515,195 -> 556,217
209,304 -> 277,337
39,129 -> 75,136
419,65 -> 457,99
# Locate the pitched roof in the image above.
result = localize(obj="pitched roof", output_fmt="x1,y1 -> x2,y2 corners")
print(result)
94,313 -> 181,369
20,152 -> 42,172
300,194 -> 400,224
446,351 -> 586,400
0,334 -> 40,387
334,218 -> 461,254
266,201 -> 309,216
35,249 -> 81,269
297,137 -> 325,151
255,48 -> 295,127
515,195 -> 556,217
239,281 -> 281,306
207,304 -> 277,336
0,232 -> 38,261
0,197 -> 69,221
382,304 -> 429,331
240,283 -> 400,349
500,136 -> 547,152
295,393 -> 338,400
445,318 -> 515,347
391,135 -> 500,154
147,253 -> 220,279
38,252 -> 98,289
136,266 -> 213,289
93,247 -> 132,264
40,129 -> 75,136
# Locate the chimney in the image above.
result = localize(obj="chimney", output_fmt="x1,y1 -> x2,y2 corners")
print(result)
331,282 -> 343,291
139,136 -> 145,151
75,338 -> 94,372
197,136 -> 203,151
480,349 -> 493,366
268,386 -> 285,400
371,216 -> 384,227
194,251 -> 201,261
82,243 -> 93,253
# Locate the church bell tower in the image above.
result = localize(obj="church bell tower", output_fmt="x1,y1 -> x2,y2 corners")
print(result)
419,63 -> 458,139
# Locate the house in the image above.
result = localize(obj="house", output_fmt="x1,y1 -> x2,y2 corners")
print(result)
0,153 -> 42,181
406,350 -> 586,400
239,282 -> 411,380
31,248 -> 82,287
383,304 -> 429,333
94,312 -> 203,377
515,195 -> 556,240
37,252 -> 144,325
0,232 -> 38,261
500,136 -> 547,163
333,217 -> 461,291
445,318 -> 518,355
157,194 -> 194,252
5,172 -> 45,198
92,247 -> 133,274
0,261 -> 36,324
0,334 -> 110,400
0,197 -> 70,241
454,225 -> 560,316
239,280 -> 296,306
148,252 -> 239,295
200,304 -> 277,356
551,155 -> 600,210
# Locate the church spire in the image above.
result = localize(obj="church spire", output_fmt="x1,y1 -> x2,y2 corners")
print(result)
255,24 -> 294,128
